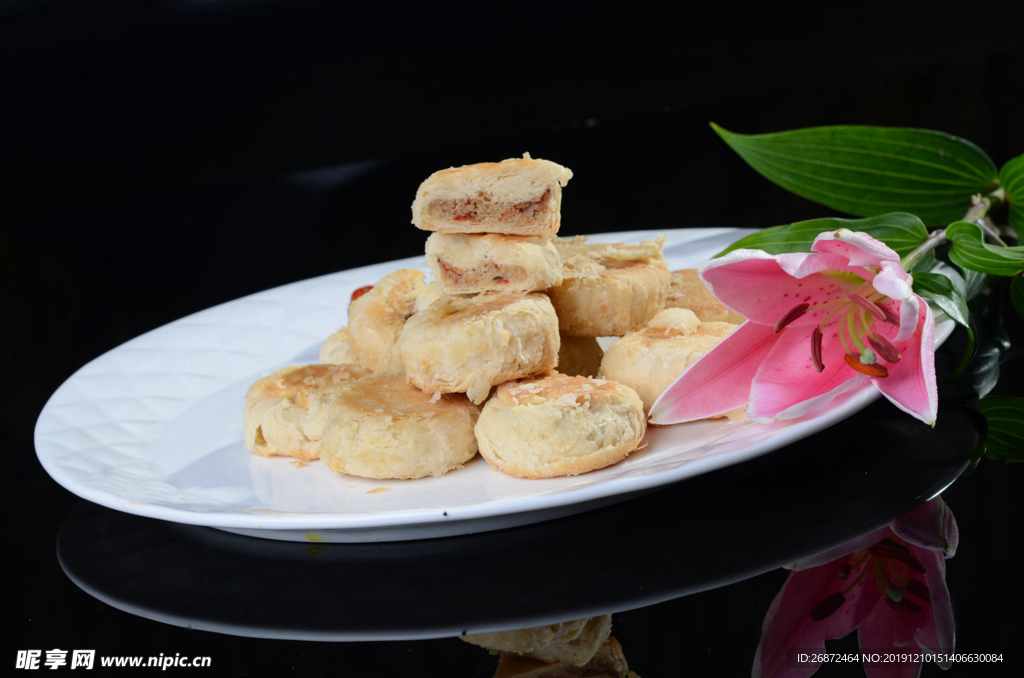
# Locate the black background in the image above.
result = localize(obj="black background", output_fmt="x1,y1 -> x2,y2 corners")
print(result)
3,1 -> 1024,676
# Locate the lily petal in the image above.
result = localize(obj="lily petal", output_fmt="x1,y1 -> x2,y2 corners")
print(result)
856,605 -> 925,678
747,323 -> 866,422
754,562 -> 883,678
891,496 -> 959,558
812,230 -> 902,266
913,549 -> 955,662
648,321 -> 778,424
776,252 -> 856,279
871,260 -> 915,303
700,251 -> 860,329
872,300 -> 937,426
893,294 -> 920,343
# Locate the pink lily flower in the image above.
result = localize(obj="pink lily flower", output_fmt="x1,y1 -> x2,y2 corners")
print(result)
648,229 -> 938,426
754,496 -> 958,678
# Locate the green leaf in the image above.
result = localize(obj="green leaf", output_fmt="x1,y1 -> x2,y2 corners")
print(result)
910,250 -> 935,273
979,396 -> 1024,461
946,221 -> 1024,276
712,124 -> 998,225
715,213 -> 928,258
1012,275 -> 1024,320
1001,154 -> 1024,236
913,271 -> 975,377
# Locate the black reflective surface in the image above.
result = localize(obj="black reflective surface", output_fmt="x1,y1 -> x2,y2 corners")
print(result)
7,4 -> 1024,676
56,392 -> 975,640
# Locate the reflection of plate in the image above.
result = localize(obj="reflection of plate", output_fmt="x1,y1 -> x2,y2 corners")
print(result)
57,390 -> 975,640
35,228 -> 954,543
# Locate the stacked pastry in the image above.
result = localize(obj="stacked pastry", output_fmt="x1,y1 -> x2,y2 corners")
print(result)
406,155 -> 647,479
242,154 -> 741,483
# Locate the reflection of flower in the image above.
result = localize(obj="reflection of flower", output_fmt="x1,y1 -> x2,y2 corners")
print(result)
753,496 -> 958,678
649,230 -> 937,426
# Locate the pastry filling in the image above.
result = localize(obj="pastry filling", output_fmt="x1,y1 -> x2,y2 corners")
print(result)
437,258 -> 524,289
428,190 -> 553,226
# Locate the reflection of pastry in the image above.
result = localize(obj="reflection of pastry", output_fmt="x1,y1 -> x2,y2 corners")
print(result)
492,638 -> 631,678
425,232 -> 562,294
547,237 -> 669,337
600,308 -> 737,413
243,364 -> 370,460
399,293 -> 560,405
666,269 -> 746,324
475,374 -> 645,478
320,375 -> 480,479
411,155 -> 573,235
463,615 -> 613,667
556,335 -> 604,378
319,327 -> 354,365
347,269 -> 441,375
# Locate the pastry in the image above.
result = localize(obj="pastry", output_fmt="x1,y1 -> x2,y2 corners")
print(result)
666,269 -> 746,324
411,154 -> 573,235
347,269 -> 442,375
492,638 -> 630,678
475,373 -> 645,478
399,292 -> 560,405
319,327 -> 354,365
425,232 -> 562,294
320,374 -> 480,479
547,237 -> 669,337
599,308 -> 738,413
464,615 -> 612,666
243,363 -> 370,460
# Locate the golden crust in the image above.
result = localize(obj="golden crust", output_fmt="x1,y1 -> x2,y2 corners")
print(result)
547,237 -> 669,337
492,638 -> 630,678
556,335 -> 604,378
475,374 -> 645,478
411,155 -> 573,235
666,269 -> 746,323
600,308 -> 737,413
399,293 -> 560,405
346,269 -> 441,375
319,327 -> 354,365
425,232 -> 563,294
243,363 -> 371,460
319,375 -> 480,479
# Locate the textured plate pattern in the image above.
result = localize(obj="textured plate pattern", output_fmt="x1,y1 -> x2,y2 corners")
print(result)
35,229 -> 951,540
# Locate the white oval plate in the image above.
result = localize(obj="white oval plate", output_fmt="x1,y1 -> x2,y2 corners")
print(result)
35,228 -> 953,542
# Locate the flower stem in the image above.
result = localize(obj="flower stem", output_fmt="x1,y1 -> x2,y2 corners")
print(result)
900,187 -> 1006,270
901,228 -> 947,270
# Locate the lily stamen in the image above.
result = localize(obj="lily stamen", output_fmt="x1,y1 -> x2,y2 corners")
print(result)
867,333 -> 902,363
848,294 -> 884,319
810,326 -> 824,372
868,538 -> 925,572
774,303 -> 809,333
878,304 -> 901,326
844,354 -> 890,378
906,578 -> 931,603
809,592 -> 846,621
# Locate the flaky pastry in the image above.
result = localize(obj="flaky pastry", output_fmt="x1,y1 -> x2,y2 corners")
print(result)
411,154 -> 573,235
